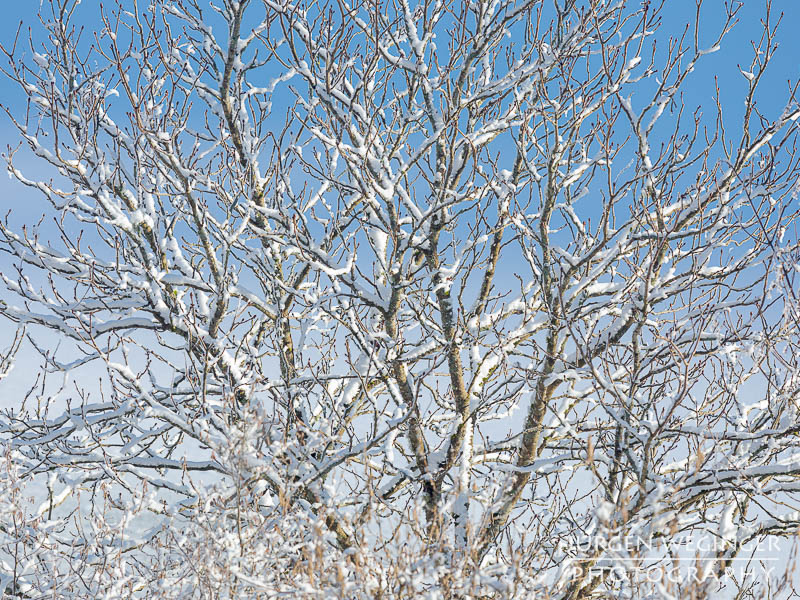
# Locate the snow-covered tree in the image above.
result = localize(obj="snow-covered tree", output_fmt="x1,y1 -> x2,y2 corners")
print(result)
1,0 -> 800,597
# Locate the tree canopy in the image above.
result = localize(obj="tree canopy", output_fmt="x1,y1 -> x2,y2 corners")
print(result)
1,0 -> 800,598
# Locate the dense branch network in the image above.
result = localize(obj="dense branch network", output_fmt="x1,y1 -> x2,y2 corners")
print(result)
0,0 -> 799,598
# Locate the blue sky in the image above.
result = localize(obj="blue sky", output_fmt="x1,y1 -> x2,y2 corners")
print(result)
1,0 -> 798,219
1,0 -> 798,401
1,1 -> 799,124
0,0 -> 797,243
